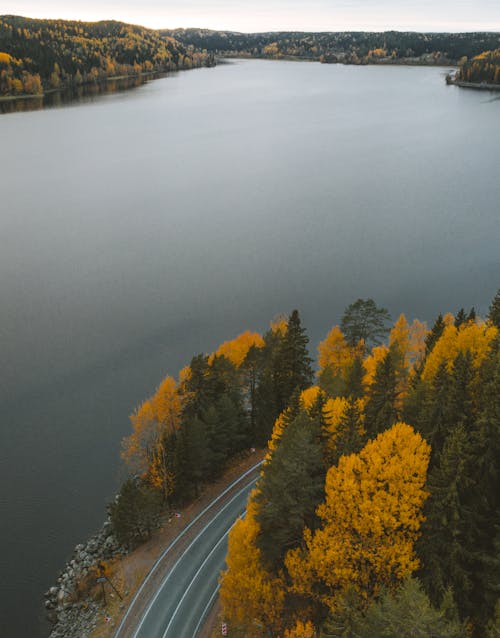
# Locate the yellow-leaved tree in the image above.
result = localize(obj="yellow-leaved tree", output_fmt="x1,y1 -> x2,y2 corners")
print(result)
210,330 -> 264,367
219,498 -> 286,637
318,325 -> 363,396
422,320 -> 498,382
285,422 -> 430,613
121,375 -> 181,502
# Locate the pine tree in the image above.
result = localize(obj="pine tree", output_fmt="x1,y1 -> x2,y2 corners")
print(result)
448,350 -> 475,431
174,414 -> 210,499
454,308 -> 468,328
327,399 -> 364,467
364,351 -> 398,440
355,579 -> 466,638
464,343 -> 500,633
254,410 -> 325,569
488,289 -> 500,328
417,424 -> 472,615
108,478 -> 162,549
418,362 -> 453,466
341,298 -> 391,350
344,355 -> 364,399
425,313 -> 445,356
274,310 -> 314,413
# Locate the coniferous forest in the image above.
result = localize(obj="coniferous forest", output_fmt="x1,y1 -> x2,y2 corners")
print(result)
457,48 -> 500,84
0,15 -> 214,97
113,291 -> 500,638
1,16 -> 499,97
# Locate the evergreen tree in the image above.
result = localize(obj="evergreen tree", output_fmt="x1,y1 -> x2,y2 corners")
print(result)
454,308 -> 468,328
108,478 -> 162,549
341,298 -> 391,350
274,310 -> 314,413
464,344 -> 500,633
364,351 -> 398,439
254,325 -> 287,445
467,307 -> 476,322
327,400 -> 364,467
180,354 -> 210,420
353,579 -> 466,638
448,351 -> 475,431
344,355 -> 364,399
425,313 -> 445,356
417,424 -> 472,616
488,289 -> 500,328
418,362 -> 453,466
254,410 -> 325,569
241,343 -> 264,443
174,414 -> 210,499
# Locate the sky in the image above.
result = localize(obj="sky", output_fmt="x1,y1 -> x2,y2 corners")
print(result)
2,0 -> 499,33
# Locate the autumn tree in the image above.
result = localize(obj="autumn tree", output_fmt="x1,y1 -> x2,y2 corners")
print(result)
286,423 -> 430,613
220,499 -> 286,637
317,326 -> 359,397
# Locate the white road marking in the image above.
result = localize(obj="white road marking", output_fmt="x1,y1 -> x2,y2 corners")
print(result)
193,583 -> 220,638
161,530 -> 230,638
113,460 -> 262,638
131,476 -> 259,638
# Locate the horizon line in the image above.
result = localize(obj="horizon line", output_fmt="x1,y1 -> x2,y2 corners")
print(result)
2,14 -> 500,35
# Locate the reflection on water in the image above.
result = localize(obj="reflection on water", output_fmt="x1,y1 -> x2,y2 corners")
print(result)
0,73 -> 166,114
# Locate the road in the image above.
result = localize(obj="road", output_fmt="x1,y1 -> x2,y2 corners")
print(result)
114,464 -> 260,638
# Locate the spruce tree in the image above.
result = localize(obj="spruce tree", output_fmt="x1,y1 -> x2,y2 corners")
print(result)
454,308 -> 468,328
274,309 -> 314,413
109,478 -> 162,549
344,355 -> 364,399
464,344 -> 500,633
488,289 -> 500,328
425,313 -> 445,356
417,424 -> 472,613
418,362 -> 453,467
364,351 -> 398,440
327,400 -> 364,467
354,579 -> 467,638
448,351 -> 475,431
254,410 -> 325,569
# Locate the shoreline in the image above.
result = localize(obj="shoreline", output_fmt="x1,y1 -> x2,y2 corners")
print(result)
45,449 -> 265,638
449,79 -> 500,91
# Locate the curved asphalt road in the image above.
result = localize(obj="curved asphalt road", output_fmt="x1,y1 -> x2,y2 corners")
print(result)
128,476 -> 257,638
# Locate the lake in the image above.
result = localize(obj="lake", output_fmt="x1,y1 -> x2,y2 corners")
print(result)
0,59 -> 498,637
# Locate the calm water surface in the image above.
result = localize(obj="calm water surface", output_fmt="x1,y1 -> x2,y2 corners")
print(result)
0,60 -> 499,637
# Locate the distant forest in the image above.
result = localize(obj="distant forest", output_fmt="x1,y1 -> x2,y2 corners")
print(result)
163,28 -> 500,66
457,48 -> 500,84
1,18 -> 499,97
0,15 -> 214,97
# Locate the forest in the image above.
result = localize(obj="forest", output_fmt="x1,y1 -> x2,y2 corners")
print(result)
0,15 -> 214,97
113,291 -> 500,637
456,48 -> 500,85
162,28 -> 500,66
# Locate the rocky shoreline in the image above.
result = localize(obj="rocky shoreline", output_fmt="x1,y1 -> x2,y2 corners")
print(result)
44,518 -> 127,638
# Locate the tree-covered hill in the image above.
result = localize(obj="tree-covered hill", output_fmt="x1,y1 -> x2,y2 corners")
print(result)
457,48 -> 500,85
162,28 -> 500,65
0,15 -> 214,97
